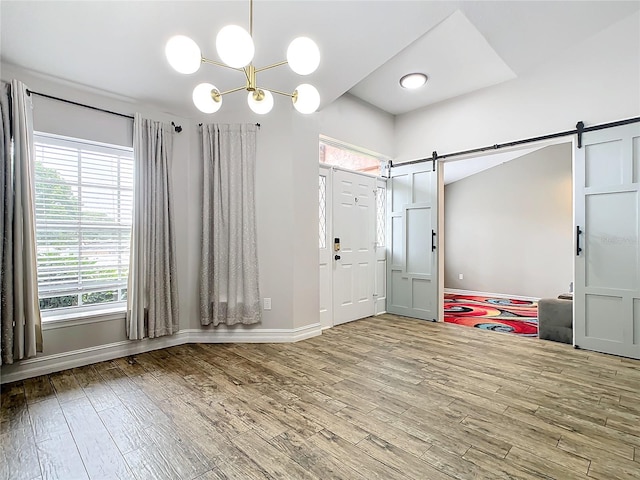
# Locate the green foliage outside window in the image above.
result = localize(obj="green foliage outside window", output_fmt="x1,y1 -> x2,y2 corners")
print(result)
35,160 -> 128,311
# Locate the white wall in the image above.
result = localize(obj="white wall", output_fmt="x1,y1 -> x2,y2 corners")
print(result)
0,63 -> 395,380
319,93 -> 395,158
395,11 -> 640,162
1,64 -> 197,359
444,144 -> 573,298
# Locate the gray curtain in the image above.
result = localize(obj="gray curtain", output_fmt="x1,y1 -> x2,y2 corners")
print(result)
126,114 -> 179,340
1,80 -> 42,365
200,124 -> 261,326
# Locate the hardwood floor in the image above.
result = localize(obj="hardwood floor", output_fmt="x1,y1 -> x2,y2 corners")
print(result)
2,314 -> 640,480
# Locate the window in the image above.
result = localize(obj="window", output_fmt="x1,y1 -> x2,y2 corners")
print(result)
319,139 -> 385,175
376,186 -> 386,247
34,133 -> 133,315
319,175 -> 327,248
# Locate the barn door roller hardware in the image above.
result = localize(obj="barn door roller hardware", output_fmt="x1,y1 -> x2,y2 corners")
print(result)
390,116 -> 640,168
576,121 -> 585,149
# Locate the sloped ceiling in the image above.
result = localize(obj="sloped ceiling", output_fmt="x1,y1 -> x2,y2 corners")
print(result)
443,147 -> 543,185
2,1 -> 638,119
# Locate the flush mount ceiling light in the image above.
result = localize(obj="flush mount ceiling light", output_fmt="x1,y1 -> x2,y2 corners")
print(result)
399,73 -> 428,90
165,0 -> 321,115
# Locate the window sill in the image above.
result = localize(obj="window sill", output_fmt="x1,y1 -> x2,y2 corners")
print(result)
42,306 -> 126,330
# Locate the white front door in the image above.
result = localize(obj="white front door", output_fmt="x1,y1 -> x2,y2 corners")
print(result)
388,162 -> 439,321
333,168 -> 376,325
575,123 -> 640,359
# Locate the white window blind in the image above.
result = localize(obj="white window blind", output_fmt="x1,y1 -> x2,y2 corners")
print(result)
33,133 -> 133,314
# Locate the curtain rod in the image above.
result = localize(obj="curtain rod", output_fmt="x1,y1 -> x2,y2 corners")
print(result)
198,123 -> 261,129
25,89 -> 183,132
393,116 -> 640,168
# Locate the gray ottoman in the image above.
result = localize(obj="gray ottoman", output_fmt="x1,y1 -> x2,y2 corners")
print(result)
538,298 -> 573,344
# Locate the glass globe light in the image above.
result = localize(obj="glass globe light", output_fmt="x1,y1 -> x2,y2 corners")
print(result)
292,84 -> 320,114
247,89 -> 274,115
165,35 -> 202,74
192,83 -> 222,113
216,25 -> 255,68
287,37 -> 320,75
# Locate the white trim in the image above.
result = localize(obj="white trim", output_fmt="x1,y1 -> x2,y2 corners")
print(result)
43,308 -> 126,330
319,135 -> 392,161
445,288 -> 540,302
0,323 -> 323,384
187,322 -> 322,344
0,331 -> 187,384
330,164 -> 386,180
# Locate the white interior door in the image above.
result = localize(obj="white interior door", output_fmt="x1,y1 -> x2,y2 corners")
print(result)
333,168 -> 376,325
319,165 -> 333,329
388,162 -> 439,321
575,123 -> 640,359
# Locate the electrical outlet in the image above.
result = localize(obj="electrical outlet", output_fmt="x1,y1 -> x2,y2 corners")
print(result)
458,273 -> 464,280
263,298 -> 272,310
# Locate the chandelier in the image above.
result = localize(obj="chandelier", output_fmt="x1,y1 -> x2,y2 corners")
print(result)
165,0 -> 321,115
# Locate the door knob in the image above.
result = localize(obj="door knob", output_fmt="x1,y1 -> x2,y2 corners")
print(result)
334,255 -> 341,260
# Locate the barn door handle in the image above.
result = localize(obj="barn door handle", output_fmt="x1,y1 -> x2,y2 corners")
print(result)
431,230 -> 436,251
576,226 -> 583,256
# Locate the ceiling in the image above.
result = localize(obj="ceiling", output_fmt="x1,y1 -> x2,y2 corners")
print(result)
2,1 -> 638,119
442,146 -> 542,185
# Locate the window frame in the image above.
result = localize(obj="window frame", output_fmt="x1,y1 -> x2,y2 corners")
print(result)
319,135 -> 389,176
33,131 -> 134,322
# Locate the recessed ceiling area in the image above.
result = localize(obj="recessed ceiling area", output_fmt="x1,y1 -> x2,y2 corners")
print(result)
349,10 -> 517,115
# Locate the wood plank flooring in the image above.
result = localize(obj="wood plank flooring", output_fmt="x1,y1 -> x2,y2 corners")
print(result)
2,314 -> 640,480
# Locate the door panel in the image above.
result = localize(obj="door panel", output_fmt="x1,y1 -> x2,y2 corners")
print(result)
575,123 -> 640,359
585,140 -> 623,187
333,169 -> 376,325
388,162 -> 439,321
585,192 -> 638,290
406,207 -> 432,274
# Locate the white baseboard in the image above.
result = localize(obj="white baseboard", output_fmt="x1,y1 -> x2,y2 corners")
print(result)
445,288 -> 540,302
187,322 -> 322,344
0,323 -> 322,384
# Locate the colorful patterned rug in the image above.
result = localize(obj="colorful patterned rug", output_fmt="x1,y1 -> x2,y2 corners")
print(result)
444,293 -> 538,336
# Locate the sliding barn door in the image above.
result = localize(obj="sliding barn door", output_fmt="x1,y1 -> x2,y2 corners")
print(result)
388,162 -> 439,321
575,123 -> 640,359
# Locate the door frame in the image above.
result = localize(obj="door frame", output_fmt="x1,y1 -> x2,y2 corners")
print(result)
433,136 -> 575,322
318,164 -> 387,328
